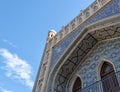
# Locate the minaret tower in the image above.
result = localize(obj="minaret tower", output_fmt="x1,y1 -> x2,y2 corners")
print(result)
33,30 -> 56,92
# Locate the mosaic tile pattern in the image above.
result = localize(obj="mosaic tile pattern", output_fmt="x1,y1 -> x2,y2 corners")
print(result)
76,38 -> 120,90
53,37 -> 120,92
91,25 -> 120,40
53,34 -> 97,92
50,22 -> 120,92
51,0 -> 120,69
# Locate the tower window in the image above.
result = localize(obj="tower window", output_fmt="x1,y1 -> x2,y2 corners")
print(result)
73,77 -> 82,92
100,62 -> 119,92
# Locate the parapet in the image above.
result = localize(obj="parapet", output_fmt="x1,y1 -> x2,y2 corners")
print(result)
46,0 -> 111,47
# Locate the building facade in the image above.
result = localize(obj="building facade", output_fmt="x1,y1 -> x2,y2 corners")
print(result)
33,0 -> 120,92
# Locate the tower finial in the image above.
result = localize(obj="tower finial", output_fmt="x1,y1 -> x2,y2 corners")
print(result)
47,30 -> 56,42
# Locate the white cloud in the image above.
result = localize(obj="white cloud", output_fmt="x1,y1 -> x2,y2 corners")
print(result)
0,86 -> 13,92
2,39 -> 18,49
2,89 -> 12,92
0,48 -> 34,89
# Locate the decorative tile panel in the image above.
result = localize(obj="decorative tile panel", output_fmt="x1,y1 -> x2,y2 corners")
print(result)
76,38 -> 120,90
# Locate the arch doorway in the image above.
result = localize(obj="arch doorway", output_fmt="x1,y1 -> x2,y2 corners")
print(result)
100,62 -> 119,92
72,77 -> 82,92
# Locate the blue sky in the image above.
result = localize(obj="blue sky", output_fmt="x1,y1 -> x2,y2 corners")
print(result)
0,0 -> 94,92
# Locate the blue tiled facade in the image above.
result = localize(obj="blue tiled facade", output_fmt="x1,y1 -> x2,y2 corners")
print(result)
51,0 -> 120,69
76,38 -> 120,89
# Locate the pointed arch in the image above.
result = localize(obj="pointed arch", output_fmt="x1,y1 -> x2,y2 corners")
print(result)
97,60 -> 115,80
100,62 -> 114,78
100,61 -> 120,92
72,76 -> 82,92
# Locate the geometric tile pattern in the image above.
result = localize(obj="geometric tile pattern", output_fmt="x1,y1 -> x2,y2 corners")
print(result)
50,0 -> 120,70
54,34 -> 97,92
54,38 -> 120,92
76,38 -> 120,89
91,25 -> 120,41
53,24 -> 120,92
